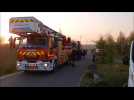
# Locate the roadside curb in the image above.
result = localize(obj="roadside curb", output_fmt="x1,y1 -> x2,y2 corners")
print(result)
0,72 -> 23,80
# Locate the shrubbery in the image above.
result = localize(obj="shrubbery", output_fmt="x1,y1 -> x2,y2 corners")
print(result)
0,44 -> 16,76
95,31 -> 134,64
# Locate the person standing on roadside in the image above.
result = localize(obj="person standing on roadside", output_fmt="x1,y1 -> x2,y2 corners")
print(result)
91,49 -> 97,73
9,36 -> 13,48
92,50 -> 96,63
69,42 -> 76,67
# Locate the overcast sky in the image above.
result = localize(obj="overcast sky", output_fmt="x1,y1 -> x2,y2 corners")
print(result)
0,12 -> 133,44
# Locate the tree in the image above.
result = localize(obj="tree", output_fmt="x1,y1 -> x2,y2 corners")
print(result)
95,36 -> 106,63
117,31 -> 126,45
116,31 -> 127,56
96,35 -> 115,64
104,34 -> 115,63
105,34 -> 115,45
127,31 -> 134,45
116,32 -> 129,64
96,36 -> 106,49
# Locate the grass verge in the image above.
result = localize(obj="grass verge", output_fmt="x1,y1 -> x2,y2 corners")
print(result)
80,63 -> 129,87
0,44 -> 17,77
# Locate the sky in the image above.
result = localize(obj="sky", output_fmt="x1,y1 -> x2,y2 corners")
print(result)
0,12 -> 134,44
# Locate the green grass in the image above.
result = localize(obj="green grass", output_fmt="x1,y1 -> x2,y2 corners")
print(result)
0,44 -> 17,76
80,64 -> 129,87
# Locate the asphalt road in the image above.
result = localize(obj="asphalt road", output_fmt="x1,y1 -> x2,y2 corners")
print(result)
0,52 -> 91,87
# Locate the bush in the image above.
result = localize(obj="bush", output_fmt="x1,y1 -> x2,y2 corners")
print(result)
80,64 -> 128,87
0,44 -> 16,76
95,32 -> 131,64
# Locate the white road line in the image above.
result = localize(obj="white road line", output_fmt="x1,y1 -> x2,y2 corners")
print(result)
0,71 -> 23,80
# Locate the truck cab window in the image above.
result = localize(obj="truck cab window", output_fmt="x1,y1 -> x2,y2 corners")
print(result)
27,34 -> 48,46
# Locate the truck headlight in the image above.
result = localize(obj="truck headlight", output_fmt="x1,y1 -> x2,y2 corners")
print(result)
17,63 -> 20,66
44,63 -> 48,67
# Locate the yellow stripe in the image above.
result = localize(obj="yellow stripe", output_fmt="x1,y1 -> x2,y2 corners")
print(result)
19,51 -> 23,55
40,51 -> 44,55
18,19 -> 23,22
24,20 -> 28,22
26,52 -> 31,56
16,19 -> 20,22
30,19 -> 33,22
32,52 -> 37,56
10,19 -> 14,23
11,19 -> 15,24
22,52 -> 26,56
36,52 -> 41,56
10,19 -> 33,23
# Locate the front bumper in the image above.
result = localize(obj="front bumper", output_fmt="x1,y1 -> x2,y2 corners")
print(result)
16,60 -> 54,71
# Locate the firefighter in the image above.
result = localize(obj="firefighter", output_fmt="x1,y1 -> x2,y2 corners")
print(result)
92,49 -> 96,63
82,49 -> 86,59
13,37 -> 16,48
68,42 -> 76,67
77,41 -> 82,60
70,47 -> 76,67
9,36 -> 13,48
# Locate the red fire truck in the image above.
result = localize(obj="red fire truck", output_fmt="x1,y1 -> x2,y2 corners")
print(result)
9,17 -> 73,72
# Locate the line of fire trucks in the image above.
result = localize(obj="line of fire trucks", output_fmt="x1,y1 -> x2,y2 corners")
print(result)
9,16 -> 86,72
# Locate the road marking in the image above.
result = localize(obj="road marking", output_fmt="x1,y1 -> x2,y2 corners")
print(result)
0,72 -> 23,80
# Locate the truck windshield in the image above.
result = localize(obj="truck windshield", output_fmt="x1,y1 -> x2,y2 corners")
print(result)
19,34 -> 48,48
